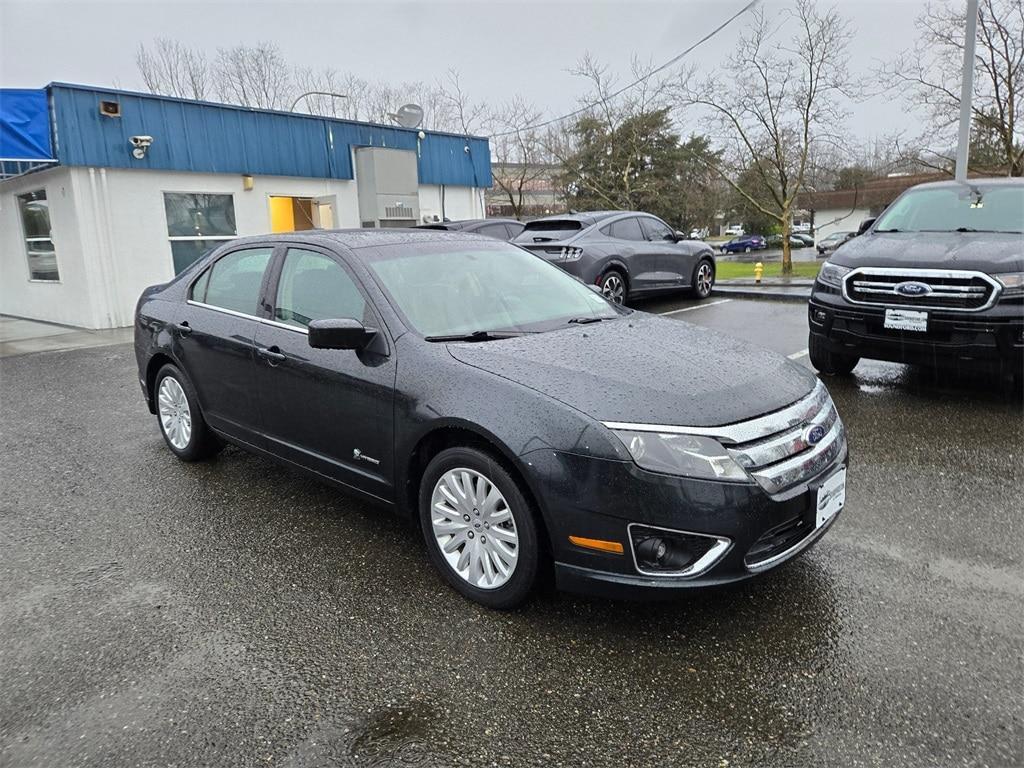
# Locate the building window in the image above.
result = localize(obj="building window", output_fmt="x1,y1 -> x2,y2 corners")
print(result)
18,190 -> 59,281
164,193 -> 237,274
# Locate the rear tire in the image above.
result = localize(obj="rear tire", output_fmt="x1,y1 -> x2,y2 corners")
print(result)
808,333 -> 859,376
690,259 -> 715,299
154,363 -> 222,461
598,270 -> 627,305
419,447 -> 540,609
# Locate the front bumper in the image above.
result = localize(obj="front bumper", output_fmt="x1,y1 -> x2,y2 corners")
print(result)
809,286 -> 1024,371
524,444 -> 848,600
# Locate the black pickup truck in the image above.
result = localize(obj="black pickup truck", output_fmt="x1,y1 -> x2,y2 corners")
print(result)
808,178 -> 1024,385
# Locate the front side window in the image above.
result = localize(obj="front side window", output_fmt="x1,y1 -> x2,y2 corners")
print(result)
874,184 -> 1024,234
197,247 -> 273,315
640,217 -> 674,242
274,248 -> 367,329
365,242 -> 620,338
18,190 -> 59,281
164,193 -> 237,273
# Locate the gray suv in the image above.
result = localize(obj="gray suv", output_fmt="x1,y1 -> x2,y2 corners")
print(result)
512,211 -> 717,304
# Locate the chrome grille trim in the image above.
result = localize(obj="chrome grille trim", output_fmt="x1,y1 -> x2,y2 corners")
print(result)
841,267 -> 1001,312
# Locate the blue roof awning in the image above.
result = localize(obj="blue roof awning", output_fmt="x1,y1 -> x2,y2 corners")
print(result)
1,88 -> 53,161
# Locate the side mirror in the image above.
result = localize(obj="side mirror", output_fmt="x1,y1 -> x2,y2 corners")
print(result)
308,318 -> 376,350
857,217 -> 876,236
672,231 -> 686,242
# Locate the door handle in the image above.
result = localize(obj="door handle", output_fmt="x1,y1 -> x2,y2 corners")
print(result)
257,346 -> 287,363
174,321 -> 192,336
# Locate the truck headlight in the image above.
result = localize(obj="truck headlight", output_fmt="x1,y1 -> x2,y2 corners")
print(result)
817,261 -> 851,288
994,272 -> 1024,297
612,430 -> 750,482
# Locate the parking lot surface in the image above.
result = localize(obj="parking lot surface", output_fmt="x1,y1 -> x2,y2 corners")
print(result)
2,297 -> 1021,768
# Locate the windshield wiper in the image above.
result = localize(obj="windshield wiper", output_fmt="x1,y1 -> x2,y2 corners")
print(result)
567,316 -> 607,325
874,228 -> 901,233
424,330 -> 527,343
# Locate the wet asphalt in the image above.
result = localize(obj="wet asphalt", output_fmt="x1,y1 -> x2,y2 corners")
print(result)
1,297 -> 1021,768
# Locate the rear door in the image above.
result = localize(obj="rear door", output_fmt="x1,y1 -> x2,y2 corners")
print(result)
604,216 -> 660,288
176,245 -> 275,445
252,244 -> 396,501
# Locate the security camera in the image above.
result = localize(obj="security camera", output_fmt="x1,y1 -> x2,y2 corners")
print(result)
129,135 -> 153,159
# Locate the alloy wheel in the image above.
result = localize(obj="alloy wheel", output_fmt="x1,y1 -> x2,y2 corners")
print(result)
601,273 -> 625,304
696,262 -> 714,297
430,468 -> 519,590
158,376 -> 192,450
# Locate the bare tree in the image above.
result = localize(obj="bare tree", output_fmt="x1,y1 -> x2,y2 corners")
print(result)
136,38 -> 210,100
677,0 -> 858,273
213,42 -> 293,110
882,0 -> 1023,175
484,97 -> 556,218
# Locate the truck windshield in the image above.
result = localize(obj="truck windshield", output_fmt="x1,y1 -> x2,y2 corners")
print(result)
874,184 -> 1024,234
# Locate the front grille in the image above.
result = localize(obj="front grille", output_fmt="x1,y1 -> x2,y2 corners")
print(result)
744,515 -> 812,567
843,268 -> 999,312
720,381 -> 847,498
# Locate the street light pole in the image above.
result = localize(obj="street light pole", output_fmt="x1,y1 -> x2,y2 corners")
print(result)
954,0 -> 980,181
290,91 -> 348,113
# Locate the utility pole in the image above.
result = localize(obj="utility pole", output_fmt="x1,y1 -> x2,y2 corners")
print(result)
954,0 -> 980,181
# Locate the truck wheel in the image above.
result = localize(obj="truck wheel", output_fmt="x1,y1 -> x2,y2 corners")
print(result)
808,333 -> 859,376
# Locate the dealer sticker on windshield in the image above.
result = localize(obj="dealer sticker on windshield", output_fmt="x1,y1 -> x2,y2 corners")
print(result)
815,468 -> 846,529
884,308 -> 928,332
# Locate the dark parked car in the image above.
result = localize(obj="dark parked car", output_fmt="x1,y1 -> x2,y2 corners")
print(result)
792,233 -> 816,248
511,211 -> 716,304
418,218 -> 524,240
816,231 -> 855,257
720,234 -> 767,253
135,230 -> 847,608
766,234 -> 809,249
809,178 -> 1024,382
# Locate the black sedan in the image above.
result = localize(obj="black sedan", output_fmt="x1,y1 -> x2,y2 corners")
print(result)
512,211 -> 716,304
135,230 -> 848,608
418,218 -> 524,240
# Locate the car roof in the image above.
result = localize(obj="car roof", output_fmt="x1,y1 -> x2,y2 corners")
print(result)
904,177 -> 1024,191
222,228 -> 504,251
418,218 -> 522,230
525,210 -> 635,227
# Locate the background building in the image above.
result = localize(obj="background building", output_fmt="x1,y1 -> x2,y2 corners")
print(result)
0,83 -> 491,329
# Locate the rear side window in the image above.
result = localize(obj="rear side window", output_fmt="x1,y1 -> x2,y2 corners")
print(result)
606,217 -> 646,242
505,222 -> 525,238
517,220 -> 583,242
475,223 -> 511,239
202,247 -> 273,314
274,248 -> 367,328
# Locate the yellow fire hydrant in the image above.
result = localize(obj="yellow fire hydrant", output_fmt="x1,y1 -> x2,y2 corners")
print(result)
754,261 -> 764,284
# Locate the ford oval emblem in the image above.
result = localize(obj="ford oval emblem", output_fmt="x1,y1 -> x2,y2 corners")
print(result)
894,281 -> 932,297
804,424 -> 827,445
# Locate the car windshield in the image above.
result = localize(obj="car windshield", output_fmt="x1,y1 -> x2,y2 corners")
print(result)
363,241 -> 621,338
873,184 -> 1024,233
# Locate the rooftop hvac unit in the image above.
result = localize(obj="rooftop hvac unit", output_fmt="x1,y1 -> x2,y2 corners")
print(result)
355,147 -> 420,228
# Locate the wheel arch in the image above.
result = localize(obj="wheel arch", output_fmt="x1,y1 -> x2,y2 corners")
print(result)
144,352 -> 179,414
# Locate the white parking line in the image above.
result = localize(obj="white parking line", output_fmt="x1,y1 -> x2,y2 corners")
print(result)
659,299 -> 733,316
788,349 -> 809,360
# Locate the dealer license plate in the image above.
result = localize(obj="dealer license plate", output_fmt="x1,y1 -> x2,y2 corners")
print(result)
816,467 -> 846,528
884,308 -> 928,332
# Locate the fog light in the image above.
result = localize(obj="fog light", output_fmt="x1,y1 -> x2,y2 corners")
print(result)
811,309 -> 828,324
629,524 -> 732,577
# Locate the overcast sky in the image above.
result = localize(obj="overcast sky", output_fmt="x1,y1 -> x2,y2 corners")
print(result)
1,0 -> 932,141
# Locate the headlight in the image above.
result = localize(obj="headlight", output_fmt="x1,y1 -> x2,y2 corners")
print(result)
612,430 -> 749,482
817,261 -> 851,288
994,272 -> 1024,297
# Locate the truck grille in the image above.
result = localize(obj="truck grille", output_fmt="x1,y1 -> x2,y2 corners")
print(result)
843,268 -> 999,312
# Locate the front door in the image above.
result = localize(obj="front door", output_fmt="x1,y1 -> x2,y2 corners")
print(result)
253,245 -> 396,501
175,245 -> 275,445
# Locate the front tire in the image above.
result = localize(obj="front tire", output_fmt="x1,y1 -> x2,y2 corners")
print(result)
598,270 -> 627,305
419,447 -> 540,609
808,333 -> 859,376
690,259 -> 715,299
154,363 -> 221,461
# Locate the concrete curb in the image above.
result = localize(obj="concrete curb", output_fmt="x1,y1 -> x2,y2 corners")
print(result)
712,285 -> 812,302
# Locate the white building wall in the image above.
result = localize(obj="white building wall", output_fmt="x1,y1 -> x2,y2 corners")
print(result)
3,165 -> 485,329
813,206 -> 872,243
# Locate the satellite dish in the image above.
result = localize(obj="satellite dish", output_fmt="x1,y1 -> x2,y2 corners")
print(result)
392,103 -> 424,129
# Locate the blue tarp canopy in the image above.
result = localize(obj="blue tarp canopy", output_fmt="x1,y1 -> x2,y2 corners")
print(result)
0,89 -> 53,160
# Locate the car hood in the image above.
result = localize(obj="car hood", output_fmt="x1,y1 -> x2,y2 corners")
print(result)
446,314 -> 818,426
832,231 -> 1023,272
